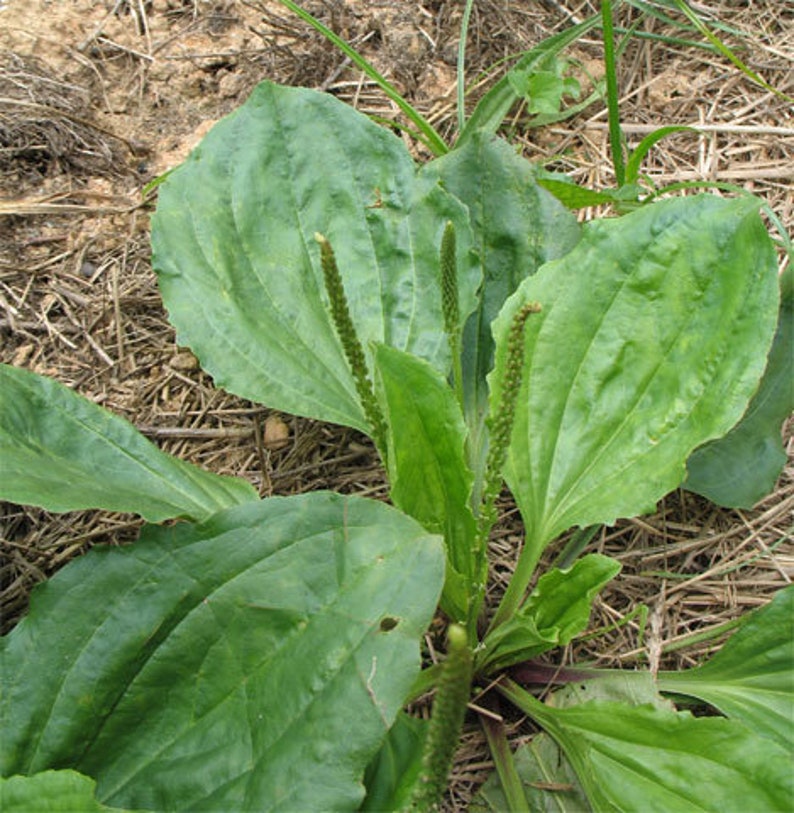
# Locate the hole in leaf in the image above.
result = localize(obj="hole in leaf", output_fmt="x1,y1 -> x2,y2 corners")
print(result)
379,616 -> 400,632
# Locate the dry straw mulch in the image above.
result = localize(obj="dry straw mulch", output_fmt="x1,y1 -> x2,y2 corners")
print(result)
1,1 -> 792,808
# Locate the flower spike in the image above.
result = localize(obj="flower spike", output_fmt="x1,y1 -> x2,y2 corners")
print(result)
315,233 -> 387,456
441,221 -> 460,338
439,221 -> 465,410
410,623 -> 472,811
478,301 -> 542,541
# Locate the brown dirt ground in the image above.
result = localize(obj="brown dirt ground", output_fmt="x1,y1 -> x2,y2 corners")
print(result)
1,0 -> 792,808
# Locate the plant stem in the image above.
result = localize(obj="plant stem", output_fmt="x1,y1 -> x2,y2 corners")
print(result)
601,0 -> 625,186
488,532 -> 544,632
457,0 -> 476,133
315,233 -> 387,457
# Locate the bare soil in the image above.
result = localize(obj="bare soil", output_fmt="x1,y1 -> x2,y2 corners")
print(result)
1,1 -> 792,808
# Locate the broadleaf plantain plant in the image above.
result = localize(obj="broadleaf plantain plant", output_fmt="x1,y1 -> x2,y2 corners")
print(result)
2,7 -> 793,812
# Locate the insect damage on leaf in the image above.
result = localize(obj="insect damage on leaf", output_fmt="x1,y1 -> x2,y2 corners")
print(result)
379,616 -> 400,632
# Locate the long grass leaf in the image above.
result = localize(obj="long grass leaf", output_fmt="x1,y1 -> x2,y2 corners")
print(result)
457,0 -> 476,133
624,125 -> 696,183
276,0 -> 448,154
667,0 -> 792,101
602,0 -> 625,186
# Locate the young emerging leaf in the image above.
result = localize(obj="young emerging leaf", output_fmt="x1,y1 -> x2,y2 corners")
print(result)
374,344 -> 477,622
0,493 -> 444,811
509,60 -> 581,117
457,16 -> 600,145
479,554 -> 620,673
0,364 -> 256,522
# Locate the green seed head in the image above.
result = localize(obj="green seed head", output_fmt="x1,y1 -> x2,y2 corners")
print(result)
411,623 -> 472,811
440,221 -> 460,338
315,233 -> 387,456
479,300 -> 541,534
489,302 -> 541,456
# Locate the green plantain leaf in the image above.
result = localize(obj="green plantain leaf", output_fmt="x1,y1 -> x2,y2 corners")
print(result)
362,712 -> 428,812
0,771 -> 136,813
479,555 -> 620,673
491,195 -> 779,584
0,364 -> 257,522
424,134 -> 579,409
685,265 -> 794,508
0,493 -> 443,811
550,670 -> 674,711
374,344 -> 477,621
657,585 -> 794,752
502,680 -> 794,811
151,81 -> 479,435
422,133 -> 579,483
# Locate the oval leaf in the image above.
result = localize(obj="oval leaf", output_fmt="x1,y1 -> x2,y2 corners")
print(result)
151,81 -> 479,433
685,265 -> 794,508
0,364 -> 256,522
491,195 -> 779,560
1,493 -> 444,811
480,554 -> 620,673
423,133 -> 580,429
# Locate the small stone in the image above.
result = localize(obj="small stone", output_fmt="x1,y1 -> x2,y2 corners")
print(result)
79,260 -> 96,278
169,349 -> 199,372
217,71 -> 246,99
12,344 -> 34,366
263,415 -> 290,450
